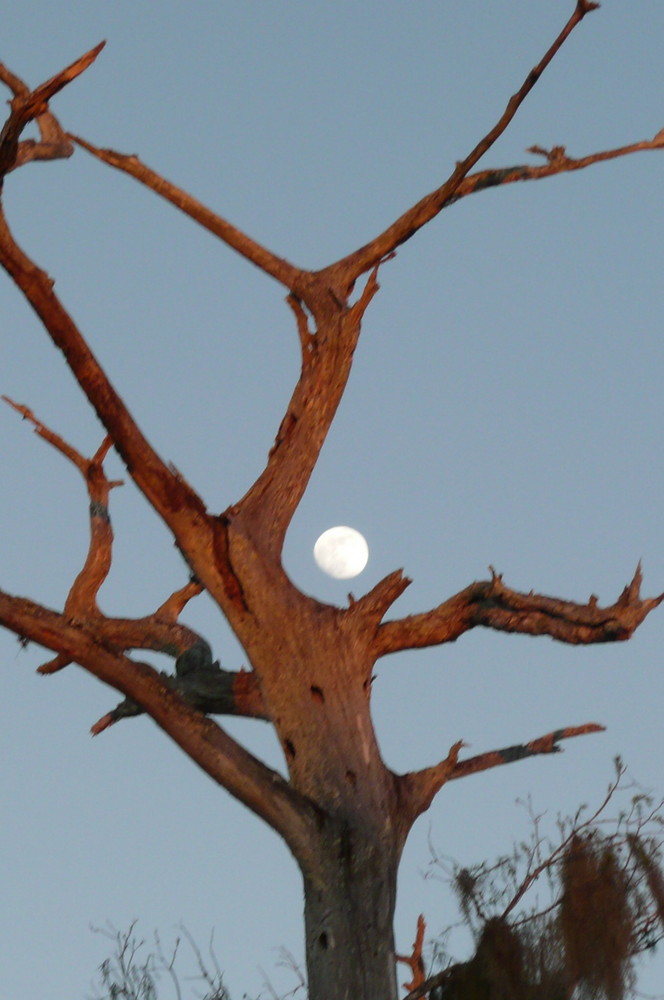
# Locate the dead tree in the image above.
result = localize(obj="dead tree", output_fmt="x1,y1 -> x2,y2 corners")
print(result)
1,5 -> 663,998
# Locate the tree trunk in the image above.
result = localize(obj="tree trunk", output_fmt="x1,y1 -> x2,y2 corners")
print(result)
227,569 -> 407,999
302,821 -> 401,1000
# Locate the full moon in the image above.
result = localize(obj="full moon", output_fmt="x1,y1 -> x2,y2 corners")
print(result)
313,526 -> 369,579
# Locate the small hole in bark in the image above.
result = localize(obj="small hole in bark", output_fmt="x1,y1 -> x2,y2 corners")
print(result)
319,932 -> 328,950
284,739 -> 296,759
310,685 -> 324,703
345,769 -> 357,787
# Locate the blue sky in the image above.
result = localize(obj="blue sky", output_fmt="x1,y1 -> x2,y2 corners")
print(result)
2,2 -> 664,997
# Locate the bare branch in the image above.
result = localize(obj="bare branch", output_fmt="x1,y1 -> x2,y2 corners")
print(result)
402,723 -> 605,838
2,393 -> 105,477
2,399 -> 267,722
396,913 -> 426,993
322,0 -> 599,287
69,133 -> 306,295
90,663 -> 268,735
37,653 -> 71,675
0,209 -> 201,522
450,722 -> 605,782
0,587 -> 310,848
0,206 -> 254,622
376,565 -> 664,657
350,570 -> 411,623
0,43 -> 104,177
431,133 -> 664,209
2,395 -> 188,652
3,395 -> 122,622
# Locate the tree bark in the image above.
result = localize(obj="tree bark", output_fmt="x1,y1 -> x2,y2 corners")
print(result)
219,557 -> 409,999
303,825 -> 401,1000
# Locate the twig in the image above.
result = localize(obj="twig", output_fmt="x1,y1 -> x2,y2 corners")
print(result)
396,914 -> 427,992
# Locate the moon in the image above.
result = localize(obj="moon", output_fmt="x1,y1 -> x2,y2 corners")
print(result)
313,526 -> 369,579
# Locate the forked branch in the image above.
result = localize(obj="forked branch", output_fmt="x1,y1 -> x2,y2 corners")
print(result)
66,2 -> 609,304
376,566 -> 664,657
322,0 -> 602,287
0,42 -> 104,177
0,398 -> 267,722
412,132 -> 664,214
404,723 -> 605,822
0,587 -> 309,847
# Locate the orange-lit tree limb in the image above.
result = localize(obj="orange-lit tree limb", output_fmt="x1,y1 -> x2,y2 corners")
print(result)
2,392 -> 198,652
395,914 -> 426,994
2,394 -> 123,623
320,0 -> 601,288
375,566 -> 664,658
449,722 -> 606,783
66,3 -> 605,304
0,205 -> 253,625
0,588 -> 303,840
68,133 -> 305,297
0,42 -> 104,177
402,724 -> 606,842
1,397 -> 267,723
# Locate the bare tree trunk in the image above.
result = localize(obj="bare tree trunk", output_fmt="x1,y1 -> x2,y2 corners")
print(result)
232,576 -> 406,999
303,829 -> 400,1000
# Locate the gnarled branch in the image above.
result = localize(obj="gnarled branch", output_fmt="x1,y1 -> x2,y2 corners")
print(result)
376,566 -> 664,657
1,398 -> 267,723
91,662 -> 268,736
